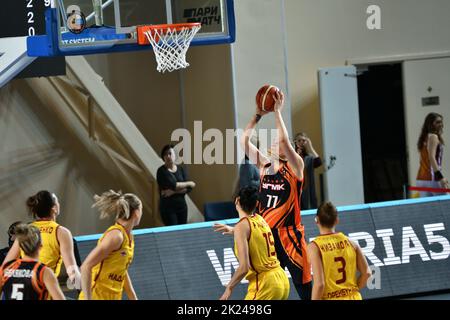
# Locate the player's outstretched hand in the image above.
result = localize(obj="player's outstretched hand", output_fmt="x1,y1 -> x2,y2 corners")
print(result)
255,102 -> 269,117
273,90 -> 285,112
440,178 -> 449,192
66,265 -> 81,290
213,223 -> 234,235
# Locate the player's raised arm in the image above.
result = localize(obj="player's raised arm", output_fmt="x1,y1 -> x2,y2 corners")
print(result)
241,105 -> 270,170
272,91 -> 304,180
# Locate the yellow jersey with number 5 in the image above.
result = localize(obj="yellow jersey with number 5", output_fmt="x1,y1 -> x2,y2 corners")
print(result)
312,232 -> 361,300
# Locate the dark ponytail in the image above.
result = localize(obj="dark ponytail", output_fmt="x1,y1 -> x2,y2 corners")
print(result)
26,191 -> 56,219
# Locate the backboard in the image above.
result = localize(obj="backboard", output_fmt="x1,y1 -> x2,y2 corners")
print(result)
27,0 -> 235,57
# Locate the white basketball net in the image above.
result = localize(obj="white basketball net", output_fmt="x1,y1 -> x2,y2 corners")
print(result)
144,24 -> 201,73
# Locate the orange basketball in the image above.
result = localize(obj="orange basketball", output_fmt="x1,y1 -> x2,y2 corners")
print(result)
256,85 -> 281,112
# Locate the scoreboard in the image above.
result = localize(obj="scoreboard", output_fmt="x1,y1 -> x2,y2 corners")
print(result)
0,0 -> 65,79
0,0 -> 52,38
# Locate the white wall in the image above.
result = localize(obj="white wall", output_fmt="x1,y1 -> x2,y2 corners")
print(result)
285,0 -> 450,200
85,43 -> 238,213
404,57 -> 450,184
182,45 -> 237,203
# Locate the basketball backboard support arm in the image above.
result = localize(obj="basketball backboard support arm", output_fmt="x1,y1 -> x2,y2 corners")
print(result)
166,0 -> 173,24
27,0 -> 236,57
87,0 -> 114,24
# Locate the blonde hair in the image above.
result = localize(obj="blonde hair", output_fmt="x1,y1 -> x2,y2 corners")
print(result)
15,224 -> 41,256
92,190 -> 141,221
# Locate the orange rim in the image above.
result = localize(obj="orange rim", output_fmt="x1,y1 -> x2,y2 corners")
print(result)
137,23 -> 201,45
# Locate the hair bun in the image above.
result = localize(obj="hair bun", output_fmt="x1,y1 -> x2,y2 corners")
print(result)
26,195 -> 39,208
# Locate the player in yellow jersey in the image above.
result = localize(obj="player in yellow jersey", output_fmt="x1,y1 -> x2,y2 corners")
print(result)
79,190 -> 142,300
2,191 -> 81,291
214,90 -> 312,299
218,186 -> 289,300
307,202 -> 371,300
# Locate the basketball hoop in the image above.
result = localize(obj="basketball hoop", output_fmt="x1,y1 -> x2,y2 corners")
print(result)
137,23 -> 201,73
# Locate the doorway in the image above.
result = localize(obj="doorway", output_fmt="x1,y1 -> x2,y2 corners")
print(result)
357,63 -> 409,203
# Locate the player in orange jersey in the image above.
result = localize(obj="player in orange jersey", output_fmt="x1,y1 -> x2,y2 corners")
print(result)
215,90 -> 312,299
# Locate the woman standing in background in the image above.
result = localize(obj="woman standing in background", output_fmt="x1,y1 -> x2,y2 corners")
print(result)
294,132 -> 323,209
157,145 -> 196,226
416,113 -> 448,196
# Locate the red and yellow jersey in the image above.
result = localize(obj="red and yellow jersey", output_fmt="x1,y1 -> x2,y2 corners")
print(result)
312,232 -> 361,300
79,223 -> 134,300
417,142 -> 444,181
235,214 -> 281,281
20,220 -> 62,277
258,162 -> 303,229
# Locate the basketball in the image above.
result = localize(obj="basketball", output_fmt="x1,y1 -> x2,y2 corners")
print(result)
256,85 -> 281,112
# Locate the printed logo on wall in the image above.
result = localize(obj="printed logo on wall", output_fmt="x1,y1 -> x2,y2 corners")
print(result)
206,222 -> 450,285
76,198 -> 450,299
66,5 -> 86,34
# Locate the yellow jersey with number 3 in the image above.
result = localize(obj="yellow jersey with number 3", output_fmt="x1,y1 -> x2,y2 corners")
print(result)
312,232 -> 362,300
79,223 -> 134,300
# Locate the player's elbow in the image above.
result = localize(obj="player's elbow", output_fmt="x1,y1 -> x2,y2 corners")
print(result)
363,268 -> 372,283
239,263 -> 250,275
80,262 -> 93,275
358,268 -> 372,288
278,136 -> 290,146
365,268 -> 372,279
